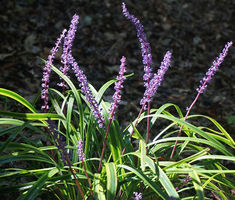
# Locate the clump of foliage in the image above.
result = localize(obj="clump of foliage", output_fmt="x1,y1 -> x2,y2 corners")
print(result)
0,2 -> 234,200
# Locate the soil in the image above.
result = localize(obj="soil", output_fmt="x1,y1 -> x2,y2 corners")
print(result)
0,0 -> 234,136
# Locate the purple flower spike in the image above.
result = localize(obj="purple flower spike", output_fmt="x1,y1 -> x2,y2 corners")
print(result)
58,14 -> 79,89
176,175 -> 191,191
197,41 -> 233,93
47,118 -> 66,163
122,2 -> 153,87
77,139 -> 85,161
109,56 -> 127,120
140,51 -> 171,109
132,192 -> 142,200
41,29 -> 67,112
70,56 -> 105,128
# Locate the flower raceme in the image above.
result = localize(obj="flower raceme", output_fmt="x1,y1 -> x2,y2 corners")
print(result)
77,139 -> 85,161
58,14 -> 79,90
70,55 -> 105,128
122,2 -> 153,87
140,51 -> 172,109
41,29 -> 67,112
77,139 -> 93,197
46,118 -> 66,162
175,175 -> 191,191
132,192 -> 142,200
46,118 -> 65,152
196,41 -> 233,94
109,56 -> 127,120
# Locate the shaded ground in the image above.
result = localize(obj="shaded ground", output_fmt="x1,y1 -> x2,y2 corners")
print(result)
0,0 -> 234,136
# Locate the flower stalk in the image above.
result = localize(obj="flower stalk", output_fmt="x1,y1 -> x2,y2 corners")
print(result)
122,3 -> 153,87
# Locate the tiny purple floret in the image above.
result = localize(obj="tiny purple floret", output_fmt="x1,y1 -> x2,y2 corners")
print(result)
140,51 -> 171,109
41,29 -> 67,112
132,192 -> 142,200
109,56 -> 127,120
196,41 -> 232,93
77,139 -> 85,161
58,14 -> 79,89
122,2 -> 153,87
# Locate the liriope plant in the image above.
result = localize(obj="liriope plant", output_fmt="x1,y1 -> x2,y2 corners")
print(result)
0,2 -> 234,200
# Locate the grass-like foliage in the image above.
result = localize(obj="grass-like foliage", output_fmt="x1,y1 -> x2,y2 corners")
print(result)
0,3 -> 234,200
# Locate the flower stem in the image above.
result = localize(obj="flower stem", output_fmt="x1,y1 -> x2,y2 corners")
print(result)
98,117 -> 113,172
122,103 -> 145,155
146,102 -> 151,148
82,159 -> 93,197
64,155 -> 85,200
170,82 -> 207,160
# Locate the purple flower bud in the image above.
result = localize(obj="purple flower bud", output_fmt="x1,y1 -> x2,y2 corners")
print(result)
69,56 -> 105,128
122,3 -> 153,87
58,14 -> 79,90
109,56 -> 127,120
140,51 -> 171,108
77,139 -> 85,161
41,29 -> 67,112
196,41 -> 232,93
132,192 -> 142,200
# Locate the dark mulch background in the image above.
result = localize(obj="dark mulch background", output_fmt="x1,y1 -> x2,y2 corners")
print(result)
1,0 -> 234,136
